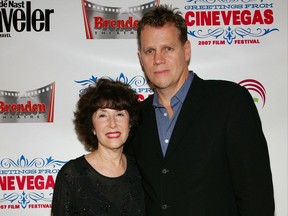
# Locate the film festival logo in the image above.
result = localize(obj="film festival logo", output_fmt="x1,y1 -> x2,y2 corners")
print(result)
239,79 -> 266,108
75,72 -> 153,101
81,0 -> 159,39
0,82 -> 55,123
0,155 -> 66,210
75,74 -> 266,108
183,0 -> 279,45
0,1 -> 54,38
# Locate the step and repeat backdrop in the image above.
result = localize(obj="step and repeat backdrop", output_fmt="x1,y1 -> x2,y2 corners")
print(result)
0,0 -> 287,215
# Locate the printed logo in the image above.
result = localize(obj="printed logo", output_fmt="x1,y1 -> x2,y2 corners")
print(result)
75,73 -> 153,101
0,1 -> 55,38
0,155 -> 66,210
81,0 -> 158,39
239,79 -> 266,108
0,82 -> 55,123
183,0 -> 279,45
75,75 -> 266,108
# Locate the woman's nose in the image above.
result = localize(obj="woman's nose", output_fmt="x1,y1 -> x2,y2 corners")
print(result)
109,117 -> 117,128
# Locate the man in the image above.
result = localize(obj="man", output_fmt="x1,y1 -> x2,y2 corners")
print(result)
129,5 -> 274,216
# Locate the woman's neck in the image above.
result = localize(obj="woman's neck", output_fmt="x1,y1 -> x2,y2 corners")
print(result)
85,149 -> 127,177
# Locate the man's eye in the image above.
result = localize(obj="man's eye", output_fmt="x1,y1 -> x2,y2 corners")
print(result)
165,47 -> 173,51
145,49 -> 153,54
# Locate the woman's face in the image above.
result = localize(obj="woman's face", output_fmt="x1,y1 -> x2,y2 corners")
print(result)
92,108 -> 130,151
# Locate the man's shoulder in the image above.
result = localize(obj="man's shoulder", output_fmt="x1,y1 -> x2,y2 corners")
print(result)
140,94 -> 154,107
194,73 -> 244,93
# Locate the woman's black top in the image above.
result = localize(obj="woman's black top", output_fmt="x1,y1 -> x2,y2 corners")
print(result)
51,155 -> 145,216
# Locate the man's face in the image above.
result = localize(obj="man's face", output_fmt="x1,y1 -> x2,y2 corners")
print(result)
138,23 -> 191,93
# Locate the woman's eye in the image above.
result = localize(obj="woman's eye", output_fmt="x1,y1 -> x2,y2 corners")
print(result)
98,114 -> 106,118
117,112 -> 125,117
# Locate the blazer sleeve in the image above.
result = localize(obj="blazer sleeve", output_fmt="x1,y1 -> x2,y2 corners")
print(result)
225,86 -> 274,216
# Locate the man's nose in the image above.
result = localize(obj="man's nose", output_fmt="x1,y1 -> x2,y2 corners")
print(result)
154,51 -> 165,65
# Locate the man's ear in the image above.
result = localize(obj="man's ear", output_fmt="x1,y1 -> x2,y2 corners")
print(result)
184,40 -> 191,63
138,49 -> 144,67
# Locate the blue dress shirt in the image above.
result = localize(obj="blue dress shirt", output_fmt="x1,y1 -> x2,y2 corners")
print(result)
153,71 -> 194,156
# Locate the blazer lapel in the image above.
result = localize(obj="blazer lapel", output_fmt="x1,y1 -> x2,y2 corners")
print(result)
140,96 -> 164,160
165,75 -> 207,159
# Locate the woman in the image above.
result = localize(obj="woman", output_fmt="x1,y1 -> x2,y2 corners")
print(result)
51,78 -> 145,216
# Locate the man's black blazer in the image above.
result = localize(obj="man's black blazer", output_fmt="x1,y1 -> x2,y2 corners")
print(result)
130,73 -> 274,216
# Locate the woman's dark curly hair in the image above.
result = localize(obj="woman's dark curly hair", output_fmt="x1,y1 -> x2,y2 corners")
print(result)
73,78 -> 140,152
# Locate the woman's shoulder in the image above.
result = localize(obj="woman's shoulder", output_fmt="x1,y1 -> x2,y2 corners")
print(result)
57,155 -> 87,176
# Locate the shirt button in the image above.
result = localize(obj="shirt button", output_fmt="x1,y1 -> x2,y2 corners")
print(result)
165,139 -> 169,144
163,112 -> 168,117
162,169 -> 169,174
162,204 -> 168,210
